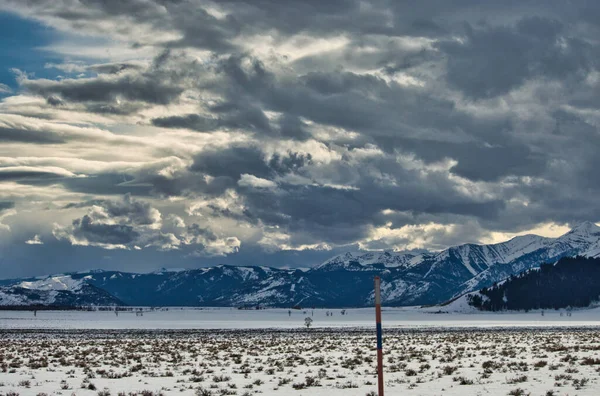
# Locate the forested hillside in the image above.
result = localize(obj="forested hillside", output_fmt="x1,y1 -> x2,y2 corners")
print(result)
468,256 -> 600,311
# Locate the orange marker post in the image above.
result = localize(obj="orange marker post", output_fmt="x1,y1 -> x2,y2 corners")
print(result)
374,276 -> 384,396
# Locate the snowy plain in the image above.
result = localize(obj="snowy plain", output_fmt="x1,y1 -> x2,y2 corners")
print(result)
2,306 -> 600,330
2,308 -> 600,396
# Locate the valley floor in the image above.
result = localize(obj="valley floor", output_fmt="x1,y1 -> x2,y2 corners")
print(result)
2,306 -> 600,330
2,326 -> 600,396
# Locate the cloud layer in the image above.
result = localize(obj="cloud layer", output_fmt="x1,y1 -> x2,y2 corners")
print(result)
0,0 -> 599,277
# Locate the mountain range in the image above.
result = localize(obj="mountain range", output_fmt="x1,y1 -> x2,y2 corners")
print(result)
2,222 -> 600,308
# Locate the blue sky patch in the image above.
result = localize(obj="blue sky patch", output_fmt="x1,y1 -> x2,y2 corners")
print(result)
0,12 -> 62,94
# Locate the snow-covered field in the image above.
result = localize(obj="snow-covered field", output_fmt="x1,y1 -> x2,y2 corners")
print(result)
2,308 -> 600,395
2,306 -> 600,330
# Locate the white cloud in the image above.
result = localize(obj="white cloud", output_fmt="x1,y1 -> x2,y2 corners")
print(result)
25,234 -> 43,245
0,208 -> 16,232
238,174 -> 278,189
189,236 -> 241,257
0,83 -> 12,94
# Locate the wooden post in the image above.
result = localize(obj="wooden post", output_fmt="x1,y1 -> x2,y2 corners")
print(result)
374,276 -> 384,396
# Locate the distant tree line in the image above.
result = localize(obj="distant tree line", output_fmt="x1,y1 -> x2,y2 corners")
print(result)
0,304 -> 92,311
469,256 -> 600,311
0,304 -> 124,311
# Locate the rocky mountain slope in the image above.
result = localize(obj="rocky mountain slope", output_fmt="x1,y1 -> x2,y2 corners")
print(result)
2,222 -> 600,308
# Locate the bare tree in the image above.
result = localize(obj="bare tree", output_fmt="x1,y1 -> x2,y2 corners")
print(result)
304,317 -> 313,328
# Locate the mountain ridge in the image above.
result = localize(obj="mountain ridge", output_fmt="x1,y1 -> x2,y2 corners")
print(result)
0,275 -> 124,307
2,222 -> 600,308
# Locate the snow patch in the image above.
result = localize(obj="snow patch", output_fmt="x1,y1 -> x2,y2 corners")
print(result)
19,276 -> 84,292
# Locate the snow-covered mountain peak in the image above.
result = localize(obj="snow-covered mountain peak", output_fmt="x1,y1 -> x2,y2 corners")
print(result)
315,252 -> 356,269
504,233 -> 552,246
561,221 -> 600,239
490,234 -> 552,259
19,276 -> 84,292
316,250 -> 418,270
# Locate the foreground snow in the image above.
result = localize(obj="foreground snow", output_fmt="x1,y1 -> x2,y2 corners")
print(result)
1,326 -> 600,395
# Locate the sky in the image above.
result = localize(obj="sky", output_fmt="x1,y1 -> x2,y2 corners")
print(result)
0,0 -> 599,279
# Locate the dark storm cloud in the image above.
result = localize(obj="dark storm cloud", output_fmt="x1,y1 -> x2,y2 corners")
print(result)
54,194 -> 241,254
55,195 -> 161,248
448,143 -> 548,182
98,161 -> 239,199
0,126 -> 66,144
3,0 -> 592,55
88,62 -> 143,75
45,96 -> 64,106
0,0 -> 426,54
210,55 -> 505,145
221,152 -> 507,245
21,72 -> 183,105
277,114 -> 312,140
18,50 -> 197,112
152,114 -> 220,132
185,223 -> 218,242
208,0 -> 473,45
4,0 -> 239,52
485,114 -> 600,229
206,54 -> 544,182
210,56 -> 407,132
181,144 -> 314,198
161,5 -> 240,52
240,185 -> 373,244
151,105 -> 273,134
59,174 -> 153,196
0,169 -> 72,181
268,151 -> 312,175
101,194 -> 160,226
382,138 -> 549,182
191,145 -> 271,180
142,172 -> 233,198
152,105 -> 312,140
7,0 -> 600,275
204,204 -> 258,225
71,215 -> 140,245
84,102 -> 146,115
121,120 -> 512,247
437,17 -> 595,99
210,103 -> 273,134
18,172 -> 134,194
0,201 -> 14,212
